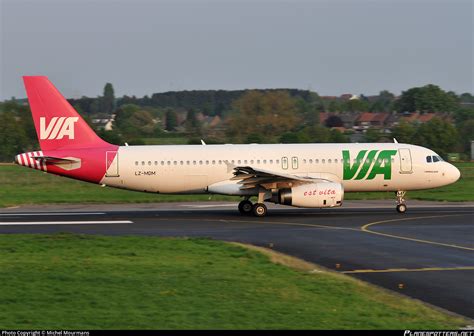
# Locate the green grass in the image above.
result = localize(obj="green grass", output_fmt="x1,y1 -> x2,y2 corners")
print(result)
0,234 -> 467,329
0,163 -> 472,208
0,165 -> 237,208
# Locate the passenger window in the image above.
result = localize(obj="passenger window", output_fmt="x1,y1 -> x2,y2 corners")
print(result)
193,160 -> 196,165
244,160 -> 248,164
199,160 -> 203,165
212,160 -> 216,165
426,156 -> 432,163
154,161 -> 158,165
309,159 -> 313,164
238,160 -> 241,164
303,159 -> 307,164
276,159 -> 280,164
269,159 -> 273,164
206,160 -> 209,165
328,159 -> 332,164
250,160 -> 254,164
322,159 -> 325,164
218,160 -> 222,164
142,161 -> 145,166
148,161 -> 151,166
257,160 -> 261,164
263,160 -> 267,164
135,161 -> 138,166
180,161 -> 183,165
335,159 -> 338,163
315,159 -> 319,164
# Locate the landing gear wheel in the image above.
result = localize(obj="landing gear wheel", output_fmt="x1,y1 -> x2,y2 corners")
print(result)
396,203 -> 407,213
253,203 -> 267,217
395,191 -> 407,214
238,200 -> 253,215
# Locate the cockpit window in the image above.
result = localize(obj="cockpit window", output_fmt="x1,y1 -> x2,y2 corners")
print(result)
427,155 -> 443,163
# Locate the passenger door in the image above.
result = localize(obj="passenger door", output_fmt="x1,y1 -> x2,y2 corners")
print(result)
399,148 -> 412,174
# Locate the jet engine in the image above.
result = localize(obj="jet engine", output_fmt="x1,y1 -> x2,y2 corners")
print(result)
276,182 -> 344,208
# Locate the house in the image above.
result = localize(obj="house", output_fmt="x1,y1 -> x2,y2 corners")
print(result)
92,114 -> 115,131
353,112 -> 389,131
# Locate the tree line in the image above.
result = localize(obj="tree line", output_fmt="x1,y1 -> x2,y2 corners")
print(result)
0,83 -> 473,162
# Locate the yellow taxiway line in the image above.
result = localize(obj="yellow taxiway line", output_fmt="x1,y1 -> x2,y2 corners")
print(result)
360,214 -> 474,251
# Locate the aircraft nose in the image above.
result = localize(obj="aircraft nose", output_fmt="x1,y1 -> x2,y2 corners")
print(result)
448,164 -> 460,183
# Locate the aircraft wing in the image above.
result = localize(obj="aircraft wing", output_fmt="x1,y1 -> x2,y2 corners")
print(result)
230,166 -> 333,190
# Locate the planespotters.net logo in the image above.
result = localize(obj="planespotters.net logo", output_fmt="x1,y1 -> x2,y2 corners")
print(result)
404,331 -> 473,336
39,117 -> 79,140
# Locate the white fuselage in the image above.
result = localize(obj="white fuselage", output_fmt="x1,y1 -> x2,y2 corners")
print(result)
101,143 -> 460,195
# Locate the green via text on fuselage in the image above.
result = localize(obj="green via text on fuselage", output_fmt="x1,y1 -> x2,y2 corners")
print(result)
342,150 -> 397,180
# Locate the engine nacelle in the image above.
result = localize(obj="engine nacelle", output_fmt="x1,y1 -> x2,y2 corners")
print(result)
278,182 -> 344,208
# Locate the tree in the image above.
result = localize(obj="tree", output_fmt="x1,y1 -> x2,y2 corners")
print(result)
227,91 -> 300,142
325,115 -> 343,128
457,119 -> 474,155
391,121 -> 417,143
102,83 -> 115,114
396,84 -> 458,113
0,111 -> 29,161
363,128 -> 382,142
370,90 -> 395,112
280,132 -> 300,143
185,108 -> 201,135
165,109 -> 178,131
344,98 -> 369,113
459,92 -> 474,103
413,118 -> 458,158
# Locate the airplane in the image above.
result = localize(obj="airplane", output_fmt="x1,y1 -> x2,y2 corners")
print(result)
14,76 -> 461,217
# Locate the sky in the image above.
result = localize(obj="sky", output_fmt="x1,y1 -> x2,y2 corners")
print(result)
1,0 -> 473,100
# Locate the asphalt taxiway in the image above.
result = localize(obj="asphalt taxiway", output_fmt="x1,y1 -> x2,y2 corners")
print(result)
0,201 -> 473,318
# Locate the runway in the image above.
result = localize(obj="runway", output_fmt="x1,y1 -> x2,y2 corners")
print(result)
1,201 -> 473,319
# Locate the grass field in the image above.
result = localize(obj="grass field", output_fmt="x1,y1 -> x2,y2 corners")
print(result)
0,234 -> 467,329
0,163 -> 472,207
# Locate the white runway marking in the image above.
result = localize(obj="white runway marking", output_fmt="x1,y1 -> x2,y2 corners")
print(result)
180,204 -> 234,208
0,220 -> 133,226
0,212 -> 106,216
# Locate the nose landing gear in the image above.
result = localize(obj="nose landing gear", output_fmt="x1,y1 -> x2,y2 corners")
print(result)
396,191 -> 407,213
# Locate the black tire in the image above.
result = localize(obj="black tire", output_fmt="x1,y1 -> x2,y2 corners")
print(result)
253,203 -> 267,217
238,200 -> 253,215
396,204 -> 407,213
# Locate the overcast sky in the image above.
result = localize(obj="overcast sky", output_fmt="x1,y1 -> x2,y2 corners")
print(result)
1,0 -> 472,100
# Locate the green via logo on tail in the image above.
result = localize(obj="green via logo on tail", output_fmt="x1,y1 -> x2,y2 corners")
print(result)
343,150 -> 397,180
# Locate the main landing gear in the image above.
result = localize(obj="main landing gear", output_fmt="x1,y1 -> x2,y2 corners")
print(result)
396,191 -> 407,213
238,194 -> 268,217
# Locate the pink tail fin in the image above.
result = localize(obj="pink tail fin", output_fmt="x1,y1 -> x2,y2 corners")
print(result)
23,76 -> 110,151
